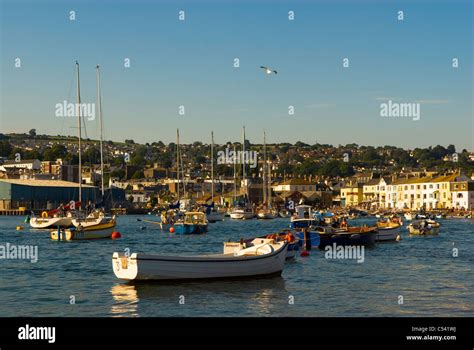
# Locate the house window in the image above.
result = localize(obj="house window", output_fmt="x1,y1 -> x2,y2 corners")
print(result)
411,185 -> 414,190
404,194 -> 408,199
417,185 -> 420,190
404,186 -> 408,190
423,185 -> 427,190
423,194 -> 427,199
457,193 -> 463,198
417,194 -> 420,199
429,184 -> 433,189
454,184 -> 458,190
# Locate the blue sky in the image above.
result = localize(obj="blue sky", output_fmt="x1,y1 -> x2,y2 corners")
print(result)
1,0 -> 472,150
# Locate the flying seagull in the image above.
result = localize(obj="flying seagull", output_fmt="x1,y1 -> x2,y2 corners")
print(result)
260,66 -> 277,75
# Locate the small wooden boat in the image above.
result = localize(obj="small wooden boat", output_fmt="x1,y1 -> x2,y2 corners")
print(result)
50,217 -> 116,241
407,220 -> 440,235
376,221 -> 401,242
173,212 -> 208,234
318,226 -> 377,249
112,239 -> 288,281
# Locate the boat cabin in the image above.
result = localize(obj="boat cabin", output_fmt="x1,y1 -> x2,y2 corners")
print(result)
183,212 -> 208,225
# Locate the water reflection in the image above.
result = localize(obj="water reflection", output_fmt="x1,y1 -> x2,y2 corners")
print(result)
110,284 -> 139,317
110,276 -> 287,317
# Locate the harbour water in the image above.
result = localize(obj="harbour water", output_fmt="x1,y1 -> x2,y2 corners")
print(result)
0,216 -> 473,317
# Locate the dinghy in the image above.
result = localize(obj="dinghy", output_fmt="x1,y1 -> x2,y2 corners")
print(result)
318,226 -> 377,249
112,239 -> 288,281
224,233 -> 299,259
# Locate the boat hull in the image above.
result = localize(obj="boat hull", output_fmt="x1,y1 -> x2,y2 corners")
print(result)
376,225 -> 401,242
290,219 -> 316,230
230,212 -> 254,220
319,228 -> 377,249
112,243 -> 288,281
50,220 -> 116,241
30,217 -> 72,229
173,223 -> 208,234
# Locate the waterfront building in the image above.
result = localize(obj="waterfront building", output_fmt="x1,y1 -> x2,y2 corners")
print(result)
0,179 -> 97,211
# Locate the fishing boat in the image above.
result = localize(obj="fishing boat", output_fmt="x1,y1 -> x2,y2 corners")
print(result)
290,205 -> 317,229
317,226 -> 377,248
407,220 -> 440,235
376,220 -> 402,242
230,207 -> 255,220
225,232 -> 299,259
173,212 -> 208,234
112,239 -> 288,281
50,216 -> 116,241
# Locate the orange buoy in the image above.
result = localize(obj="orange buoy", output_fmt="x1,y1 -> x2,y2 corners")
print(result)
111,231 -> 121,239
169,227 -> 175,233
300,250 -> 310,257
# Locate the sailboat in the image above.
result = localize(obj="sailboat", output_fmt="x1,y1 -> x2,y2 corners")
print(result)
51,62 -> 116,240
230,126 -> 254,220
206,131 -> 224,222
257,131 -> 274,219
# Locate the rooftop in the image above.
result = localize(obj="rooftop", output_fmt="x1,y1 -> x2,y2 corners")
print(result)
0,179 -> 96,188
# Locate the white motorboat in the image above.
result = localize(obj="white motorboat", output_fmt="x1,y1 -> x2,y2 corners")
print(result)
112,239 -> 288,281
407,219 -> 440,235
257,210 -> 275,219
206,210 -> 224,222
230,207 -> 254,220
404,213 -> 413,221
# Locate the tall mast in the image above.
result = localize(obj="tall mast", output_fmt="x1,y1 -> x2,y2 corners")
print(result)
96,65 -> 104,197
268,152 -> 272,208
211,131 -> 214,203
233,144 -> 237,203
76,61 -> 82,205
263,131 -> 267,206
176,129 -> 180,200
242,126 -> 246,181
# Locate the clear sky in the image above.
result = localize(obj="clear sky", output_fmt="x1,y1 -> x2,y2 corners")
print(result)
1,0 -> 472,150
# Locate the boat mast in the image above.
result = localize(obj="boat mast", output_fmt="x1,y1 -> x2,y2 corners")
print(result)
242,126 -> 246,203
233,144 -> 237,204
96,65 -> 104,197
268,151 -> 272,208
176,129 -> 180,200
211,131 -> 214,204
263,131 -> 267,206
76,61 -> 82,206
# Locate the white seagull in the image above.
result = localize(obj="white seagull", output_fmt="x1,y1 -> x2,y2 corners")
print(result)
260,66 -> 277,75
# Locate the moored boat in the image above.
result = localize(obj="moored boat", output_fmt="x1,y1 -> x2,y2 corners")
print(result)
173,212 -> 208,234
112,239 -> 288,281
29,215 -> 73,229
407,219 -> 440,235
50,217 -> 117,241
290,205 -> 316,230
318,226 -> 377,249
225,232 -> 300,259
230,207 -> 254,220
376,221 -> 402,242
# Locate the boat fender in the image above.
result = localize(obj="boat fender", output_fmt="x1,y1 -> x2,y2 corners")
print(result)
169,227 -> 175,233
41,211 -> 48,218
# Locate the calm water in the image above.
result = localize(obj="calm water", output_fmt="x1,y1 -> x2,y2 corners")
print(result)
0,215 -> 473,317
